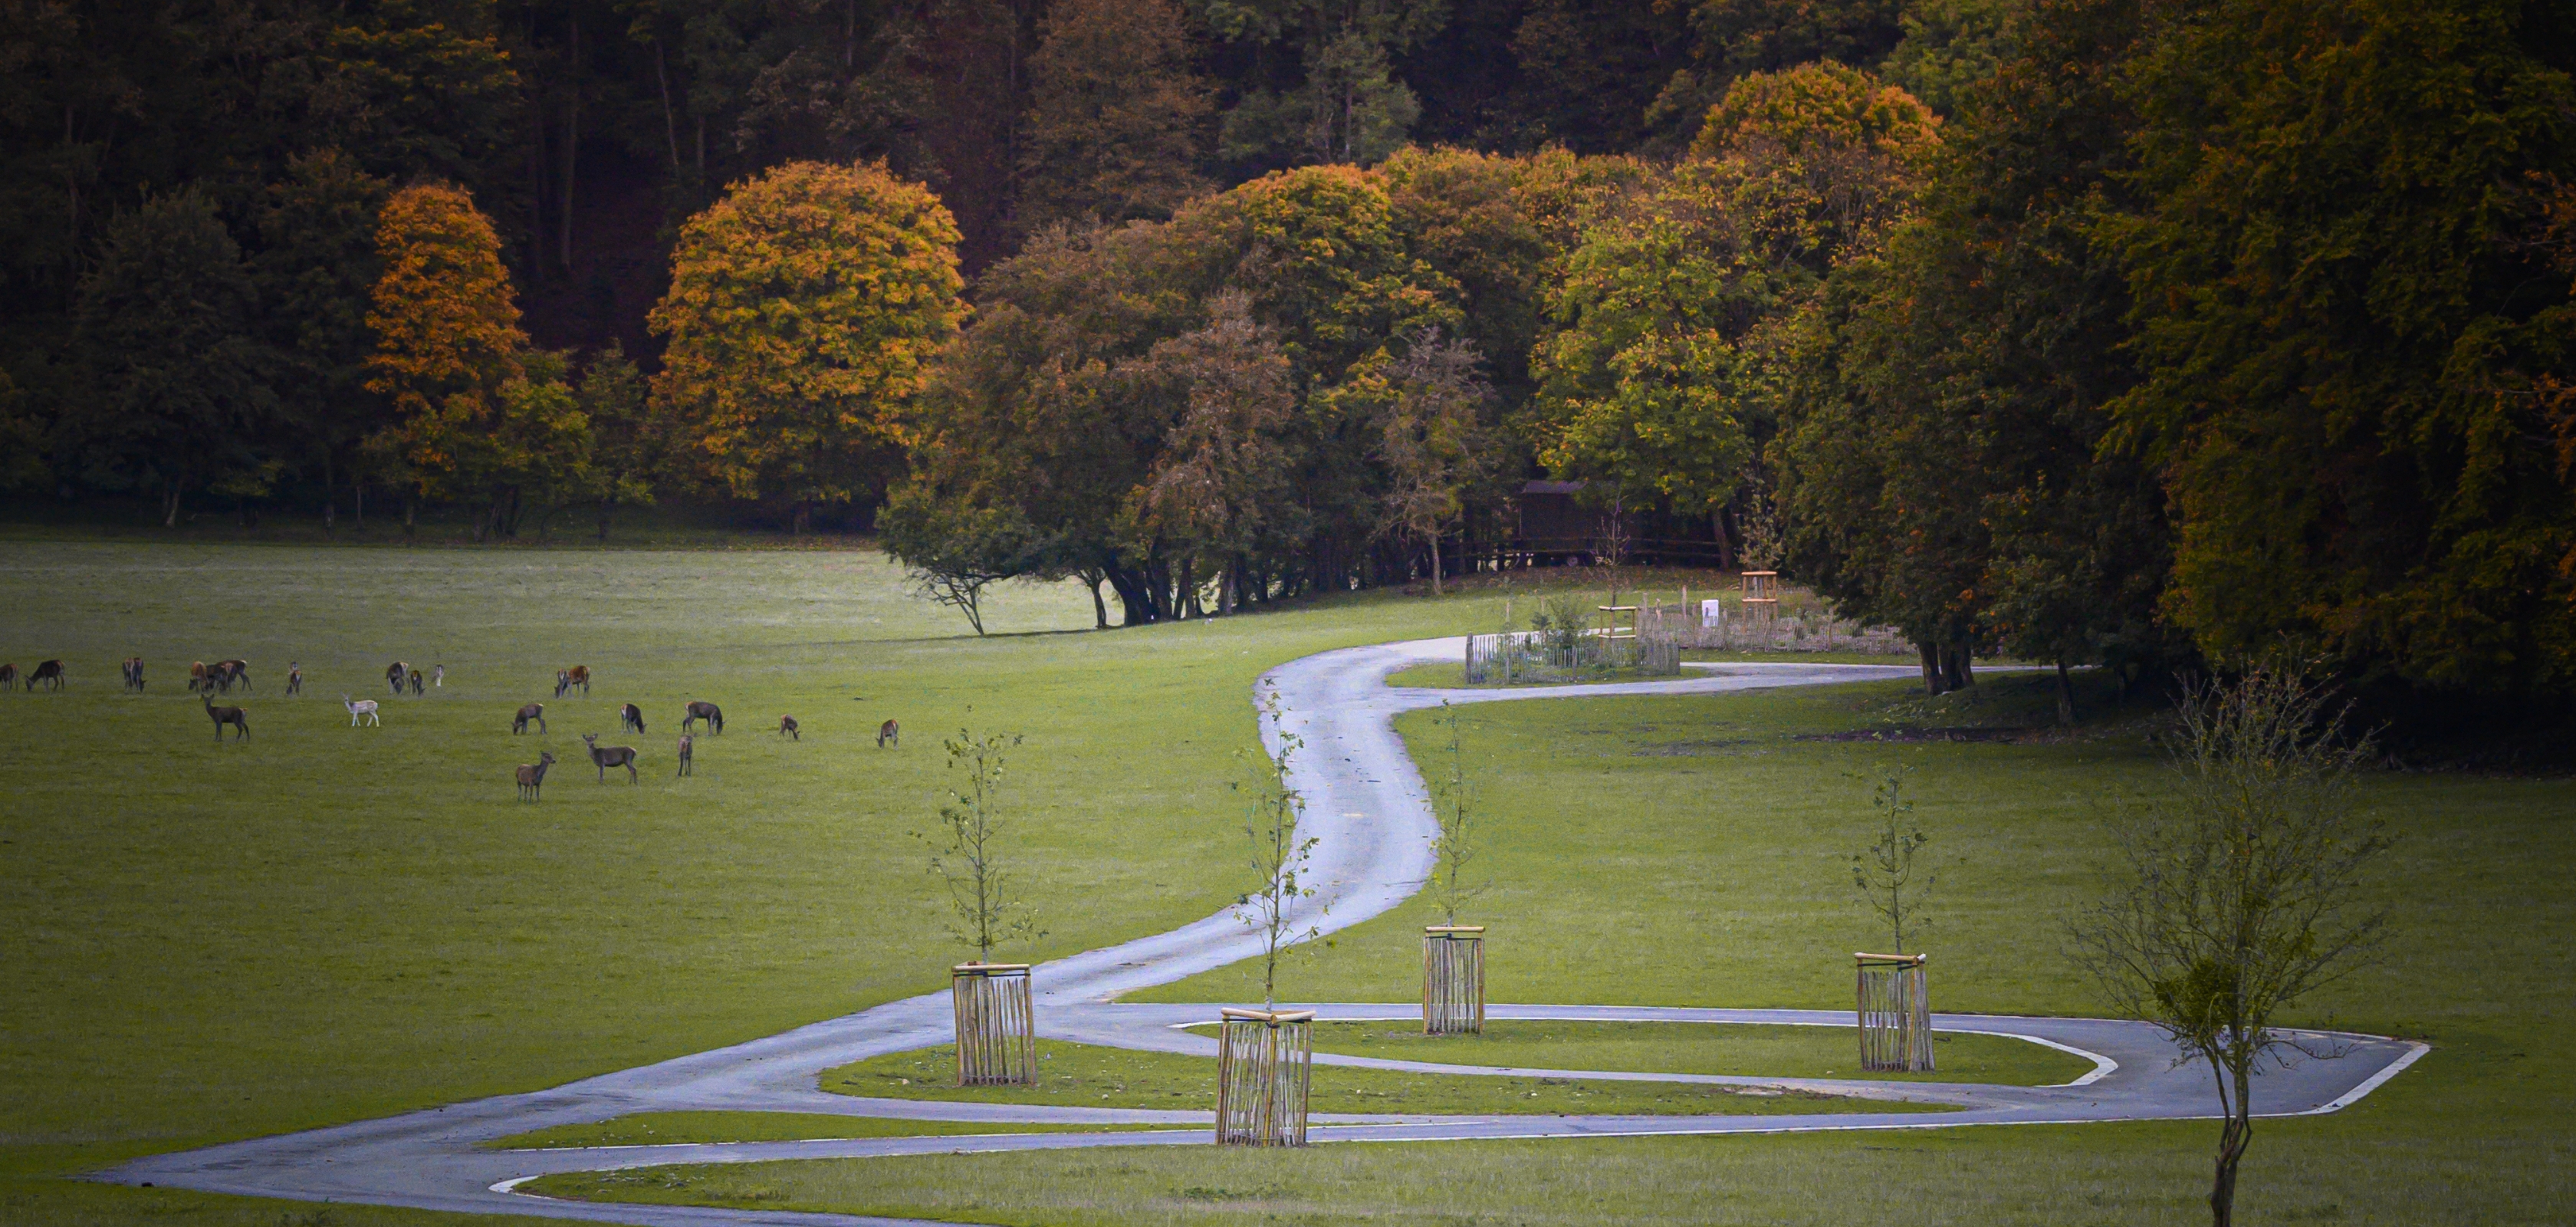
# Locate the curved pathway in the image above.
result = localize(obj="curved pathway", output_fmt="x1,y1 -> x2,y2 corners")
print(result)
103,637 -> 2426,1226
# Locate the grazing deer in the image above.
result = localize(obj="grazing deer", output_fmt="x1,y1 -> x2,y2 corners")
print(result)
581,732 -> 639,783
187,660 -> 209,692
554,669 -> 570,698
285,663 -> 302,696
513,702 -> 546,735
342,695 -> 380,726
407,667 -> 424,696
619,702 -> 645,733
675,733 -> 694,776
215,659 -> 251,692
566,665 -> 589,695
777,715 -> 800,740
29,660 -> 64,691
201,692 -> 248,740
0,663 -> 15,691
877,719 -> 899,748
385,662 -> 408,696
122,657 -> 145,692
516,752 -> 556,801
432,664 -> 444,688
682,701 -> 724,735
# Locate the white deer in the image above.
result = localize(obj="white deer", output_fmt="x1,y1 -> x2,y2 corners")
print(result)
343,694 -> 381,727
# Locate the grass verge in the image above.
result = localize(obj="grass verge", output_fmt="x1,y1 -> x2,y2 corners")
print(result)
1287,1020 -> 2093,1085
486,1112 -> 1177,1150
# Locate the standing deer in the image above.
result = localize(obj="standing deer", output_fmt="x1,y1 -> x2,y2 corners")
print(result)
513,702 -> 546,734
187,661 -> 209,692
675,733 -> 694,776
29,660 -> 64,691
407,667 -> 424,696
682,701 -> 724,735
581,732 -> 639,782
0,663 -> 15,691
385,662 -> 408,696
619,702 -> 645,733
343,695 -> 380,726
214,660 -> 251,691
777,715 -> 800,739
517,752 -> 556,801
201,692 -> 248,740
877,719 -> 899,748
122,657 -> 145,691
285,663 -> 302,696
432,664 -> 444,688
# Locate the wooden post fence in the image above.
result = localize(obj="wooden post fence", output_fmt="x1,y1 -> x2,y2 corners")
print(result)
1855,952 -> 1933,1073
1422,926 -> 1486,1035
951,962 -> 1035,1086
1214,1007 -> 1313,1146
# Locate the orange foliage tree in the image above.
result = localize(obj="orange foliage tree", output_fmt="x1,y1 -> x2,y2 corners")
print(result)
650,161 -> 965,533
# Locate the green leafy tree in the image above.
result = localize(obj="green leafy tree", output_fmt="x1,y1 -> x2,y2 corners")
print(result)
650,160 -> 964,533
570,343 -> 661,541
70,189 -> 280,527
255,150 -> 391,529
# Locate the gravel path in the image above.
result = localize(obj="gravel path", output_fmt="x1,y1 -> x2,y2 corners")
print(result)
101,637 -> 2426,1226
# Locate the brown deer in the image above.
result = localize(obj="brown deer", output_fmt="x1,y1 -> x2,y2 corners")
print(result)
777,715 -> 800,740
384,662 -> 408,696
187,660 -> 209,692
122,657 -> 145,691
619,702 -> 646,733
0,663 -> 15,691
201,692 -> 248,740
876,718 -> 899,748
285,663 -> 302,696
581,732 -> 639,783
675,733 -> 694,777
566,665 -> 590,696
516,751 -> 556,801
513,702 -> 546,734
214,659 -> 250,692
407,667 -> 423,696
682,701 -> 723,735
29,660 -> 64,691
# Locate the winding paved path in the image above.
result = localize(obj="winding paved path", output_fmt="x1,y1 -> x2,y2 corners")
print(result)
102,637 -> 2426,1226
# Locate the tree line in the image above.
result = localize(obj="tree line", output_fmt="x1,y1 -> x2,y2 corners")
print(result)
1,0 -> 2570,701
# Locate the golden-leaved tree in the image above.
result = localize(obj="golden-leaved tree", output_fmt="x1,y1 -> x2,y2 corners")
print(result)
651,160 -> 965,533
365,182 -> 586,538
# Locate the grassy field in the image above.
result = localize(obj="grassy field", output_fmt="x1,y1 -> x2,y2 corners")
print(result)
818,1040 -> 1939,1117
0,538 -> 1552,1225
540,667 -> 2576,1224
489,1112 -> 1178,1150
1289,1020 -> 2092,1084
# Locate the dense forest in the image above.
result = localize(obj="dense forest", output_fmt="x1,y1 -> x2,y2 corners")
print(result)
2,0 -> 2572,704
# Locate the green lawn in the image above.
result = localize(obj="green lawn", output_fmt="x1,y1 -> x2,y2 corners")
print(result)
541,666 -> 2576,1225
0,538 -> 1557,1224
488,1111 -> 1178,1150
820,1041 -> 1939,1117
1289,1019 -> 2092,1085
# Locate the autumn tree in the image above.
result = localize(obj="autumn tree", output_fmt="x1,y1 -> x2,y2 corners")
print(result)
1125,292 -> 1300,616
651,160 -> 964,533
1349,329 -> 1500,594
1017,0 -> 1211,231
363,182 -> 537,534
69,189 -> 281,528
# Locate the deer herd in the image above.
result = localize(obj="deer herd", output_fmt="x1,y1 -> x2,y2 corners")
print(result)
8,654 -> 900,800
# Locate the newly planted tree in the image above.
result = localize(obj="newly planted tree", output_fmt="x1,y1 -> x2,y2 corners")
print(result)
1422,699 -> 1489,1034
1851,768 -> 1933,954
1851,768 -> 1936,1071
1217,689 -> 1323,1145
919,728 -> 1042,1085
2070,665 -> 2395,1227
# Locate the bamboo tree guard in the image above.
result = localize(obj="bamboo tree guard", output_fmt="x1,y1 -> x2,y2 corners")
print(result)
1422,926 -> 1487,1035
951,962 -> 1035,1086
1855,952 -> 1934,1072
1214,1008 -> 1314,1146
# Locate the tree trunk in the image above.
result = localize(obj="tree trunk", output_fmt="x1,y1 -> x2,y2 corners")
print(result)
1425,531 -> 1444,595
1713,510 -> 1734,572
1104,564 -> 1153,625
596,499 -> 615,541
1080,567 -> 1109,628
653,41 -> 682,173
1917,640 -> 1944,696
1941,645 -> 1972,692
323,451 -> 337,534
791,501 -> 812,536
2210,1084 -> 2252,1226
353,475 -> 364,530
1217,559 -> 1237,614
2055,658 -> 2077,726
163,483 -> 181,528
403,496 -> 416,540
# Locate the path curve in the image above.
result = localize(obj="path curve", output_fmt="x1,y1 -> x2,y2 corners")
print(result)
103,637 -> 2426,1226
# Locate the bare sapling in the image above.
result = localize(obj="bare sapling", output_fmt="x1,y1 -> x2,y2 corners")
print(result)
1428,700 -> 1487,924
1852,768 -> 1933,953
918,729 -> 1042,962
1234,689 -> 1322,1010
2068,664 -> 2394,1227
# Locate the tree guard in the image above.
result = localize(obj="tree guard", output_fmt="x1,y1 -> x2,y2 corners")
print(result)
1422,926 -> 1486,1035
951,962 -> 1034,1086
1855,952 -> 1933,1072
1214,1008 -> 1313,1146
